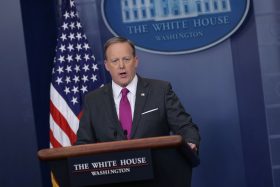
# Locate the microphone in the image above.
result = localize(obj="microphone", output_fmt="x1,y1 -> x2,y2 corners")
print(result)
123,130 -> 128,139
113,131 -> 117,137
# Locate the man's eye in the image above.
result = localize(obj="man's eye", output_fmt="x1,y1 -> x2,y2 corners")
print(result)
123,57 -> 131,62
111,59 -> 119,63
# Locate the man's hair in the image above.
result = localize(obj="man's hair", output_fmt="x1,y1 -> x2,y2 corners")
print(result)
104,36 -> 136,60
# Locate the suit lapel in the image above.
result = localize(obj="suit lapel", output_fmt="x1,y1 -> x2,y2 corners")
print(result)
131,77 -> 149,138
102,84 -> 124,136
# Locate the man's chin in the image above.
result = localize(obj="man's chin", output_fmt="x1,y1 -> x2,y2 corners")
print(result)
114,75 -> 133,87
120,79 -> 131,87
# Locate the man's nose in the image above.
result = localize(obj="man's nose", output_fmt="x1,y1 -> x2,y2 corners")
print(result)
119,60 -> 125,68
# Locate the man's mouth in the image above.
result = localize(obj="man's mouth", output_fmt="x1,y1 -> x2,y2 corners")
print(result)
119,72 -> 127,77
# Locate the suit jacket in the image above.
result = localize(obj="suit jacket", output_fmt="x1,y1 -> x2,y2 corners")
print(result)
76,76 -> 200,146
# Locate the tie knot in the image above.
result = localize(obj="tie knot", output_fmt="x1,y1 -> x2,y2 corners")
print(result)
121,88 -> 129,97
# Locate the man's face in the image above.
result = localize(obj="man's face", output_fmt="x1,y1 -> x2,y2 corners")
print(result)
105,42 -> 138,87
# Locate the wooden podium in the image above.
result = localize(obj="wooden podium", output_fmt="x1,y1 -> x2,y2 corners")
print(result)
38,135 -> 199,187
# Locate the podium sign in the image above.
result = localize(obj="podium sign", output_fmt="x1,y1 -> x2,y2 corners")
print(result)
38,136 -> 191,187
68,149 -> 153,187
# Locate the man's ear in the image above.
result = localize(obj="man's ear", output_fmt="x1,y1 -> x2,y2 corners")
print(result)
135,56 -> 139,68
104,60 -> 109,71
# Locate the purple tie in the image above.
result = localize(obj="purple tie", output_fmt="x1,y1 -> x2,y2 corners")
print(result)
119,88 -> 132,139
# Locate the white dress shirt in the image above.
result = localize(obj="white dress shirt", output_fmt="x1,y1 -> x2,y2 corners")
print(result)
112,75 -> 138,119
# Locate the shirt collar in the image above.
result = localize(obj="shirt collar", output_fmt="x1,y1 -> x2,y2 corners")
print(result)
112,75 -> 138,98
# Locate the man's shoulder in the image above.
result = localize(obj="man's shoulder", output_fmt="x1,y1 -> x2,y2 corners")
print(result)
140,77 -> 170,88
85,83 -> 111,99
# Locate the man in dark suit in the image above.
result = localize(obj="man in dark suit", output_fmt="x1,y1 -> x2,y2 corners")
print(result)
76,36 -> 200,146
76,36 -> 200,186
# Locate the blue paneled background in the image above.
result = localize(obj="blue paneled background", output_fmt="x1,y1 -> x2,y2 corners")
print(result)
0,0 -> 279,187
